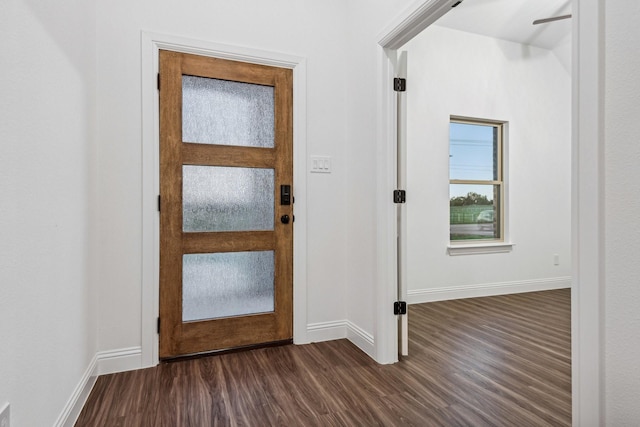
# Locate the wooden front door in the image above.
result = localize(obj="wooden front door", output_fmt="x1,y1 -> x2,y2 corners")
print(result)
158,50 -> 293,359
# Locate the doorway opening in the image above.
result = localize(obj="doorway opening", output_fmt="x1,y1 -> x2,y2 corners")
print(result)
158,51 -> 294,358
141,33 -> 309,366
398,0 -> 572,350
376,0 -> 604,423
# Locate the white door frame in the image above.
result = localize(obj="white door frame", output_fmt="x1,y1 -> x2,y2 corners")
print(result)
140,32 -> 308,366
374,0 -> 604,425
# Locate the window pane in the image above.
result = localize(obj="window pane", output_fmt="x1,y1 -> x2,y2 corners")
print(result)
450,184 -> 501,241
450,122 -> 498,181
183,165 -> 274,232
182,251 -> 275,322
182,75 -> 275,148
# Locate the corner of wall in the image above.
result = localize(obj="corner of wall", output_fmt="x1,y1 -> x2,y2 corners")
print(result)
54,346 -> 143,426
304,319 -> 375,360
346,321 -> 376,359
53,355 -> 98,427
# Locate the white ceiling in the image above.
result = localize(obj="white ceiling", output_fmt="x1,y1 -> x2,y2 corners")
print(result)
435,0 -> 572,50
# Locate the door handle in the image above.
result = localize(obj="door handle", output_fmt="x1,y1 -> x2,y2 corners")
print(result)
280,215 -> 290,224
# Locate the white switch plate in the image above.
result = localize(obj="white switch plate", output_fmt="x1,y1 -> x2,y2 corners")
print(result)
0,402 -> 9,427
310,156 -> 332,173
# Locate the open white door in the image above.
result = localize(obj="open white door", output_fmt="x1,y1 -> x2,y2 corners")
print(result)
396,50 -> 408,357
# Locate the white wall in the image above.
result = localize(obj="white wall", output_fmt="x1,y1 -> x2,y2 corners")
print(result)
552,33 -> 572,75
402,26 -> 572,303
342,0 -> 417,354
93,0 -> 420,371
94,0 -> 351,353
605,1 -> 640,424
0,0 -> 98,425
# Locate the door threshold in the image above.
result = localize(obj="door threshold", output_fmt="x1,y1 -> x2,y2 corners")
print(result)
160,339 -> 293,363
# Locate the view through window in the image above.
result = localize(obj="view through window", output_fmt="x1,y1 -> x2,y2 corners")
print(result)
449,117 -> 504,242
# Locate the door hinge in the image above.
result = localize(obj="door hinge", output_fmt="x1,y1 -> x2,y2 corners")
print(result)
393,190 -> 406,203
394,301 -> 407,315
157,195 -> 161,212
157,73 -> 160,91
157,317 -> 161,334
393,77 -> 406,92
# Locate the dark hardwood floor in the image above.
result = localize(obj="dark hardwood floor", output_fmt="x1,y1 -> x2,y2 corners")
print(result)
75,289 -> 571,426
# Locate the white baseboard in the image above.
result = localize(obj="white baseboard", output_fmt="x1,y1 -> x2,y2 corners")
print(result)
407,276 -> 572,305
306,320 -> 376,359
306,320 -> 347,342
346,321 -> 375,359
54,354 -> 98,427
55,346 -> 143,427
96,346 -> 143,375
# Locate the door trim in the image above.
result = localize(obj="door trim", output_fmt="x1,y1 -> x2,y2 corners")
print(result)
141,31 -> 308,366
375,0 -> 603,425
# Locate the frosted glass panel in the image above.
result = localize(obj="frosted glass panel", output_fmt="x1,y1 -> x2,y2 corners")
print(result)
183,251 -> 275,321
182,75 -> 275,147
183,166 -> 274,232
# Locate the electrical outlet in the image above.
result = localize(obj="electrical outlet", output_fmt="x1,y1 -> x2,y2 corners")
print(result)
0,402 -> 9,427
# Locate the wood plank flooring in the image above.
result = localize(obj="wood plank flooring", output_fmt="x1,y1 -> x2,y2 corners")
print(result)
75,289 -> 571,426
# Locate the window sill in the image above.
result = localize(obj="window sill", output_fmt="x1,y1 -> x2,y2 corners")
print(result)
447,242 -> 514,256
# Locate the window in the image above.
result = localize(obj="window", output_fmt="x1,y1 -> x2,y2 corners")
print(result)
449,117 -> 505,243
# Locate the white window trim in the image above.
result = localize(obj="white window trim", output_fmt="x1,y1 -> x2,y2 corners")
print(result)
448,118 -> 510,250
447,242 -> 514,256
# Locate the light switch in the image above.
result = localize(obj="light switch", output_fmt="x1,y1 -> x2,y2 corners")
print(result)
310,156 -> 332,173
